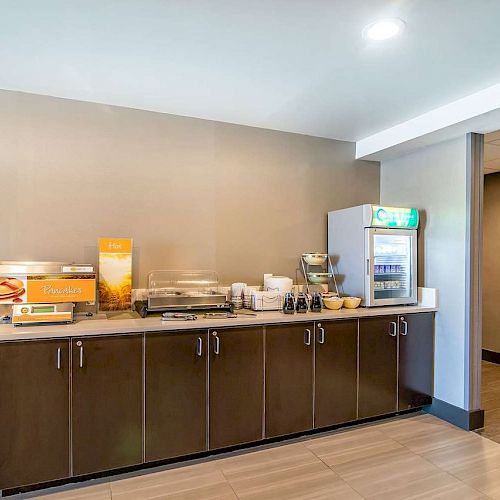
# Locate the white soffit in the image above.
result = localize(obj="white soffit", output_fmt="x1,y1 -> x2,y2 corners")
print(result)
356,83 -> 500,160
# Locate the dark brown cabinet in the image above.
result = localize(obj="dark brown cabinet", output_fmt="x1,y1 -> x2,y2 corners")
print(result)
0,339 -> 70,491
265,323 -> 314,438
0,312 -> 435,493
398,313 -> 434,410
71,335 -> 143,476
209,327 -> 264,449
358,316 -> 398,419
145,330 -> 207,462
315,320 -> 358,428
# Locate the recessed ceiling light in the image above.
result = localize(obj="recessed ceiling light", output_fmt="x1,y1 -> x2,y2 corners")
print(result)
363,18 -> 405,41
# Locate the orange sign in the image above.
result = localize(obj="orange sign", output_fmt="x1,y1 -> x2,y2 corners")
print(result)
98,238 -> 133,311
99,238 -> 133,254
27,277 -> 96,303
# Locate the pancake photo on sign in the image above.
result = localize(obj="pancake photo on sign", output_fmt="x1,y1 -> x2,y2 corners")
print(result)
0,278 -> 26,303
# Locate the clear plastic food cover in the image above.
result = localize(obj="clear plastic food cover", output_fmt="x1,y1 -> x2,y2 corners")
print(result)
147,270 -> 220,297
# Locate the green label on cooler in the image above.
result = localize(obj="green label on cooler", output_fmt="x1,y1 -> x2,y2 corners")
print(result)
371,206 -> 419,228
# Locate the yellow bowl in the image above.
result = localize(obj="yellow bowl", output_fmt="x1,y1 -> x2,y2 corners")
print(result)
343,297 -> 362,309
322,297 -> 344,310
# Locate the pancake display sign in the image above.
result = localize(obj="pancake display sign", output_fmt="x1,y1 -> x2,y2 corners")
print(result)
0,275 -> 96,304
0,277 -> 27,303
27,275 -> 96,303
98,238 -> 133,311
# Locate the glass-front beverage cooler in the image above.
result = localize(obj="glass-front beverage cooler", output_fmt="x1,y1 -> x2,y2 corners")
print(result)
328,205 -> 418,307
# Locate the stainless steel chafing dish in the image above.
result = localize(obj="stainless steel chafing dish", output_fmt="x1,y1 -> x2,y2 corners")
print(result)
135,270 -> 231,317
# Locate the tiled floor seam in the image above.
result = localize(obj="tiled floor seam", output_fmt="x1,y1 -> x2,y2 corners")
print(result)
309,435 -> 485,500
213,460 -> 247,499
221,474 -> 241,500
398,440 -> 490,499
306,445 -> 369,499
330,453 -> 441,500
383,428 -> 477,455
213,446 -> 326,498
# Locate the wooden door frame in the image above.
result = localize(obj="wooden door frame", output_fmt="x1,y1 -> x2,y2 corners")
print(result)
466,132 -> 484,412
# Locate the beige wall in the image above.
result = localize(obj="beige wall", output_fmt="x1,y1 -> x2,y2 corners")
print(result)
0,91 -> 379,287
483,172 -> 500,353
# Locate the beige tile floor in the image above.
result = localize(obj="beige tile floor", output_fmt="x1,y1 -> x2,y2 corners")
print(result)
23,412 -> 500,500
479,361 -> 500,444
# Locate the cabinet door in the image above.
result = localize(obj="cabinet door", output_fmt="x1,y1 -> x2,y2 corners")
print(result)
72,335 -> 143,476
209,327 -> 263,449
315,320 -> 358,428
359,316 -> 398,419
0,340 -> 70,491
265,323 -> 314,438
146,331 -> 207,462
399,313 -> 434,410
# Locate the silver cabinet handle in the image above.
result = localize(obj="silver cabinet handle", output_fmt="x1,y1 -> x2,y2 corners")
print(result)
57,347 -> 61,370
304,328 -> 312,346
389,321 -> 397,337
318,324 -> 325,344
400,317 -> 408,336
196,337 -> 203,356
77,342 -> 84,368
213,332 -> 220,355
366,258 -> 370,275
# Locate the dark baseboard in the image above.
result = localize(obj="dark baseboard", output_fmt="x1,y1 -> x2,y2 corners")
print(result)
425,398 -> 484,431
482,349 -> 500,364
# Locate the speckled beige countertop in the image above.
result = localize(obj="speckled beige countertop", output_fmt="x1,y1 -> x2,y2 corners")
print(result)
0,305 -> 437,341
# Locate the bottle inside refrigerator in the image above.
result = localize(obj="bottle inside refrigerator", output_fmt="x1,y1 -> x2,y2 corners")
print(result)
328,205 -> 419,307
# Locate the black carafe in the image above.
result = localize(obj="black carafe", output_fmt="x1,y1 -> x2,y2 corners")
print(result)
311,292 -> 323,312
296,293 -> 308,313
283,292 -> 295,314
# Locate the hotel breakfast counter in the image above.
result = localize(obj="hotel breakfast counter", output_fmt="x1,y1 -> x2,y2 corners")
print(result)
0,304 -> 436,495
0,304 -> 437,341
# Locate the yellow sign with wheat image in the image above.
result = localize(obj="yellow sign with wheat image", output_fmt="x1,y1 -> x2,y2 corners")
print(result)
98,238 -> 132,311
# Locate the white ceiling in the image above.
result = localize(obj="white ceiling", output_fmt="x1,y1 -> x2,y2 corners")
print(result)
485,130 -> 500,175
1,0 -> 500,142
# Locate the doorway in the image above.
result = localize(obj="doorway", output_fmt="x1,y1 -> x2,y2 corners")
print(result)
479,130 -> 500,443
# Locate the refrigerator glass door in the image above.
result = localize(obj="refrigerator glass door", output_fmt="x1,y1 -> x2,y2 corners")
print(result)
365,228 -> 417,306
